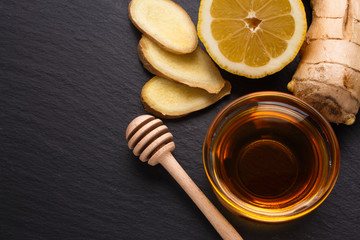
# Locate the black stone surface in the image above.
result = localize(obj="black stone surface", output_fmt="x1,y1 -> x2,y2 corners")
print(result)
1,1 -> 359,239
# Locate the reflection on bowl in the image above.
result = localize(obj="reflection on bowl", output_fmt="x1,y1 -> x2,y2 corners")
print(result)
203,91 -> 340,222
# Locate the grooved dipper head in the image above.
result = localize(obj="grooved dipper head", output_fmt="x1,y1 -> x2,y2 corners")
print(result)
126,115 -> 175,166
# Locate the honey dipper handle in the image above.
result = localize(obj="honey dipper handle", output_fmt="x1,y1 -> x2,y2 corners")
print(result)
160,152 -> 243,240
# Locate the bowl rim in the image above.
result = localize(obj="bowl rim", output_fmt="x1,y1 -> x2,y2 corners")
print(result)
203,91 -> 340,222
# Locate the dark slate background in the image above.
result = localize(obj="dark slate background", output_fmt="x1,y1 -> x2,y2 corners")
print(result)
1,0 -> 359,239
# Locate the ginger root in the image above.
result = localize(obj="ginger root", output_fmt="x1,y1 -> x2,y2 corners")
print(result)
288,0 -> 360,125
129,0 -> 198,54
141,77 -> 231,118
129,0 -> 231,118
138,36 -> 226,94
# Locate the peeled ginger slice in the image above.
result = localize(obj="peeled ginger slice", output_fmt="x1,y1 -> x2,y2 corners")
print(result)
138,36 -> 226,94
129,0 -> 198,54
141,76 -> 231,118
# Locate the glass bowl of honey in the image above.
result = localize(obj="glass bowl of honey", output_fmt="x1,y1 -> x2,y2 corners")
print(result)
203,91 -> 340,222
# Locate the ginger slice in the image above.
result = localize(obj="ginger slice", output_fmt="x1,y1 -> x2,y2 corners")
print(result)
138,36 -> 226,94
129,0 -> 198,54
141,76 -> 231,118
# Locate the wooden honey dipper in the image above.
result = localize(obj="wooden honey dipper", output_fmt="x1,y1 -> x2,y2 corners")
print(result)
126,115 -> 243,240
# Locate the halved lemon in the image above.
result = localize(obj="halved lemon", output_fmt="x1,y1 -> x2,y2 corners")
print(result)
198,0 -> 307,78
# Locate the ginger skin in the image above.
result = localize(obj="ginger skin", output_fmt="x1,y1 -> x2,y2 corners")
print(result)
288,0 -> 360,125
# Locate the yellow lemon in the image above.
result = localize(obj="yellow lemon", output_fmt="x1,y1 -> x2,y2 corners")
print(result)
198,0 -> 307,78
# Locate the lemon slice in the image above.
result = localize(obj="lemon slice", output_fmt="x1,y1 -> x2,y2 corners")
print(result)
198,0 -> 307,78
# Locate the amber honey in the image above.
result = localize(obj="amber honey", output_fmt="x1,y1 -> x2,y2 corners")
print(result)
204,92 -> 340,222
213,107 -> 327,209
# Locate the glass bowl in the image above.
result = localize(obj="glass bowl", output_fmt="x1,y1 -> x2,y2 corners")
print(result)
203,91 -> 340,222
